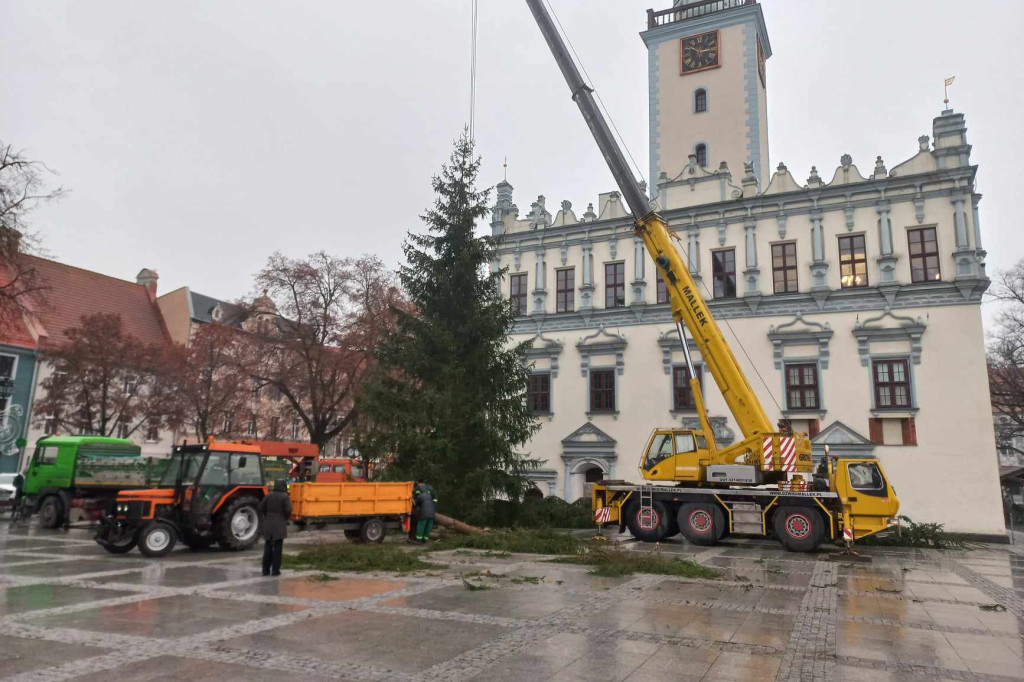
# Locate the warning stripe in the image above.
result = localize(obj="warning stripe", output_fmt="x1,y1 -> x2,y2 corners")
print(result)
762,436 -> 797,472
842,527 -> 854,541
594,507 -> 611,523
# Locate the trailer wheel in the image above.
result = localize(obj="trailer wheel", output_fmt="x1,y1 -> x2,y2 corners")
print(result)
678,503 -> 724,546
359,518 -> 386,544
216,496 -> 261,551
625,500 -> 670,543
138,522 -> 177,558
38,496 -> 65,529
773,507 -> 823,553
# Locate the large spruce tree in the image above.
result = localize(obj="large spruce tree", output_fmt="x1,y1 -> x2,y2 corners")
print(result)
357,133 -> 537,520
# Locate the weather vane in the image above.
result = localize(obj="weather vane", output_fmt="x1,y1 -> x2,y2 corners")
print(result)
944,76 -> 955,108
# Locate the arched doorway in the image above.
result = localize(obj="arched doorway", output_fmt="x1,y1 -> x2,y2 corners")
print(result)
524,487 -> 544,503
584,467 -> 604,484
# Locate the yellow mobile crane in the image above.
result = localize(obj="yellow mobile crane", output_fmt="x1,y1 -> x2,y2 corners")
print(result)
526,0 -> 899,551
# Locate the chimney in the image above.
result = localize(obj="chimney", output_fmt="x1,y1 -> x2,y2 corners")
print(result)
136,268 -> 158,300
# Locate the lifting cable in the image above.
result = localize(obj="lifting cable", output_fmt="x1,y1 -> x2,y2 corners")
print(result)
545,0 -> 785,417
469,0 -> 479,141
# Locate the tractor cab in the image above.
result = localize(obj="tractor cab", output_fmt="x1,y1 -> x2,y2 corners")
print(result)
639,429 -> 712,483
97,441 -> 268,557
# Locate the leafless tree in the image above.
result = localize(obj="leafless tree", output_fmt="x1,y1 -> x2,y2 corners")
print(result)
0,141 -> 65,322
237,252 -> 403,450
988,260 -> 1024,457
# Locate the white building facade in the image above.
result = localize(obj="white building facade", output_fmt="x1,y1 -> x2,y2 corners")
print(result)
493,0 -> 1005,538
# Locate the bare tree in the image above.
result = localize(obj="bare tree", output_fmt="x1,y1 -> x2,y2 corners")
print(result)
989,260 -> 1024,457
34,313 -> 179,438
166,322 -> 249,442
237,252 -> 402,450
0,141 -> 65,322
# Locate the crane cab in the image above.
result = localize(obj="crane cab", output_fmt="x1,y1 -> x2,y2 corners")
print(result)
639,429 -> 712,482
828,455 -> 900,539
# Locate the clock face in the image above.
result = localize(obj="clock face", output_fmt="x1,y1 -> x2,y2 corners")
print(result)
681,30 -> 720,75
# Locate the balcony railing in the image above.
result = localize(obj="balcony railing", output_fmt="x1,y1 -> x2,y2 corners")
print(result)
647,0 -> 755,30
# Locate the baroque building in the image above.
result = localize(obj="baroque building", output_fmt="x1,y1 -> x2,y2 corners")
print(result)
493,0 -> 1004,537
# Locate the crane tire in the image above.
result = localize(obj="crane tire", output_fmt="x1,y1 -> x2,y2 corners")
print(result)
678,503 -> 724,546
774,507 -> 824,553
624,499 -> 670,543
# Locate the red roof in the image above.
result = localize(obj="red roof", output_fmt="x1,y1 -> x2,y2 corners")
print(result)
22,255 -> 170,349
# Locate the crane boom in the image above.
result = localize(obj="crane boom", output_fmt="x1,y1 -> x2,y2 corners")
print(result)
524,0 -> 773,439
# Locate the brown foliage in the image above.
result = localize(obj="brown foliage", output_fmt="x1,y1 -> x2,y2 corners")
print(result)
236,252 -> 403,449
34,313 -> 179,438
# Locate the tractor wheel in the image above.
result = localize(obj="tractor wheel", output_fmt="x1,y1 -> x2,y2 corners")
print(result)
624,500 -> 671,543
38,496 -> 65,529
359,518 -> 386,544
138,522 -> 177,558
96,527 -> 137,554
216,496 -> 261,551
678,503 -> 725,547
343,529 -> 361,542
773,507 -> 824,553
181,530 -> 216,550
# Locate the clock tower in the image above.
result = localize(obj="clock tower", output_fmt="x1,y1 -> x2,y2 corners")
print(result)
642,0 -> 772,197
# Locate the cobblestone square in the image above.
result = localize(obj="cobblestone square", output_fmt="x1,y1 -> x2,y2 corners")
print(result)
1,524 -> 1022,681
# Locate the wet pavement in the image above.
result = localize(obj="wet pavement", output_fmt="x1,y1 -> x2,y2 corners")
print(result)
0,522 -> 1021,681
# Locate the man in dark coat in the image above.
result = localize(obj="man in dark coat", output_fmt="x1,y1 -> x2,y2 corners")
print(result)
258,480 -> 292,576
413,479 -> 437,544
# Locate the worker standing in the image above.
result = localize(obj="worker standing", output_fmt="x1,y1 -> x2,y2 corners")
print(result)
258,480 -> 292,576
413,479 -> 437,544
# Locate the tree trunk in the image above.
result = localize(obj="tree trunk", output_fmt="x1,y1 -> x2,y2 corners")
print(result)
434,513 -> 485,535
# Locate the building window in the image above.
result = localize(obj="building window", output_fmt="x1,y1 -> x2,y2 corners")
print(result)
673,364 -> 703,411
589,369 -> 616,412
528,373 -> 551,415
116,422 -> 130,439
785,363 -> 819,410
694,88 -> 708,113
247,413 -> 257,436
771,242 -> 798,294
43,414 -> 57,436
145,419 -> 160,442
269,416 -> 279,438
604,262 -> 625,308
510,273 -> 528,315
223,417 -> 233,434
656,277 -> 669,304
556,268 -> 574,313
291,417 -> 302,440
873,359 -> 911,409
123,375 -> 139,395
908,227 -> 940,283
712,249 -> 736,298
251,382 -> 261,401
838,234 -> 868,288
0,354 -> 15,419
695,143 -> 708,167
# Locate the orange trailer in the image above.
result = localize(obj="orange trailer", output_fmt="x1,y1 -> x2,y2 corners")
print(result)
289,481 -> 412,543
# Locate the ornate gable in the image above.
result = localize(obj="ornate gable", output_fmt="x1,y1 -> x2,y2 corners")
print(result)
561,422 -> 616,446
810,420 -> 874,456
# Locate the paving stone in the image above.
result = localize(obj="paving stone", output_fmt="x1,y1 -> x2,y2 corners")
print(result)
0,633 -> 110,677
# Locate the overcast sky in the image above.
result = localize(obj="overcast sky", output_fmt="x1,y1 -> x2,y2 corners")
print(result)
3,1 -> 1022,322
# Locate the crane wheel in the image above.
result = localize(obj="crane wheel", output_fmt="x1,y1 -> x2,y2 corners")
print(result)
624,500 -> 670,542
678,503 -> 724,547
773,507 -> 824,553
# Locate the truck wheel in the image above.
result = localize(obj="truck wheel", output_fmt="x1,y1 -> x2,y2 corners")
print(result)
625,500 -> 670,543
216,496 -> 261,551
181,530 -> 216,550
359,518 -> 386,544
678,503 -> 724,547
138,522 -> 177,557
774,507 -> 823,553
38,496 -> 65,529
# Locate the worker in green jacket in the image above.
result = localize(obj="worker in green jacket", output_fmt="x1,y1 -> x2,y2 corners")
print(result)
413,479 -> 437,544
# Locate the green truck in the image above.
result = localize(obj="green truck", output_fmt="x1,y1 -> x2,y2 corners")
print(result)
22,435 -> 169,528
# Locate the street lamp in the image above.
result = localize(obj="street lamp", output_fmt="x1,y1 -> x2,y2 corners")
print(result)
0,377 -> 14,400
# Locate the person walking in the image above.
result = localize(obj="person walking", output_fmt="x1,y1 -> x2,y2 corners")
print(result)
413,479 -> 437,544
258,480 -> 292,576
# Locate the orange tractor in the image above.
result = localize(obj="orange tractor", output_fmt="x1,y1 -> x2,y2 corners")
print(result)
95,440 -> 317,557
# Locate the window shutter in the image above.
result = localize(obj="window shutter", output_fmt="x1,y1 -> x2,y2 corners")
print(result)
901,417 -> 917,446
808,419 -> 820,438
868,418 -> 883,445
